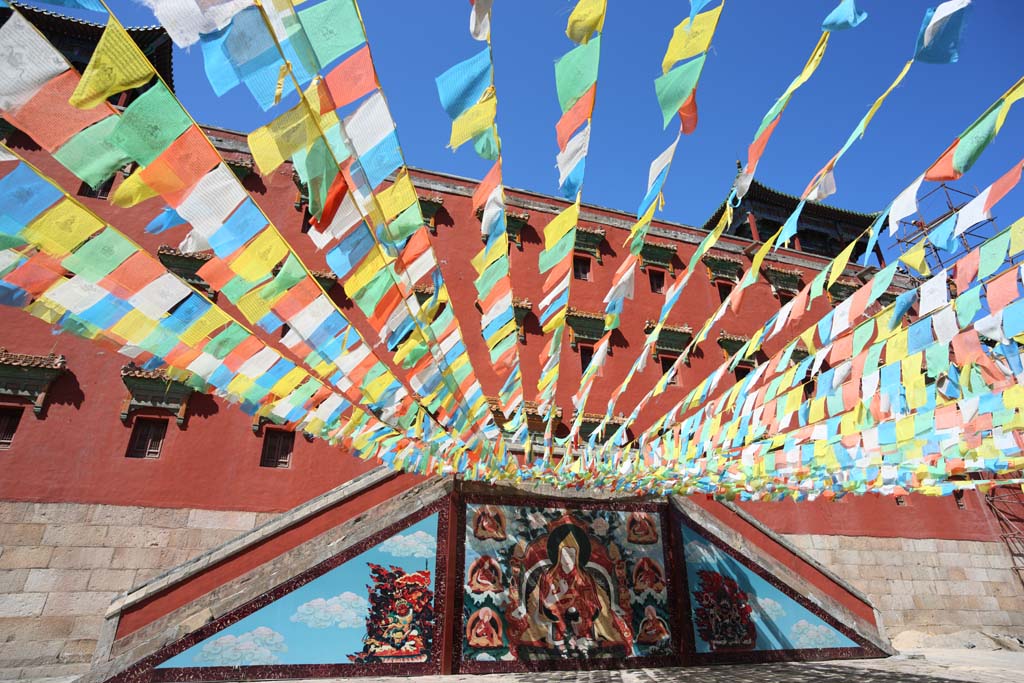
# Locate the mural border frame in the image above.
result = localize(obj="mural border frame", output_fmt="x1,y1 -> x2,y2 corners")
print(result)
671,506 -> 887,665
452,492 -> 681,675
109,495 -> 451,682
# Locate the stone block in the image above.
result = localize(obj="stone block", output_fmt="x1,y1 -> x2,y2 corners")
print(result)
70,615 -> 105,639
198,528 -> 245,549
963,567 -> 989,582
104,526 -> 172,549
58,638 -> 96,663
41,524 -> 110,548
25,568 -> 91,592
986,552 -> 1013,569
27,503 -> 91,524
0,523 -> 45,546
88,569 -> 137,592
966,595 -> 1001,611
139,508 -> 190,528
90,505 -> 144,526
911,538 -> 938,553
167,528 -> 205,549
16,662 -> 90,679
912,593 -> 946,610
0,546 -> 52,569
186,509 -> 257,531
945,566 -> 966,581
0,593 -> 46,617
937,539 -> 962,553
42,591 -> 118,617
0,638 -> 63,666
110,546 -> 181,570
0,570 -> 27,593
0,502 -> 33,523
0,615 -> 75,641
49,547 -> 114,569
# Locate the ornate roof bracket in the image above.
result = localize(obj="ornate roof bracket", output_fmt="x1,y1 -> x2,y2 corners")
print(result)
639,241 -> 677,275
419,195 -> 444,235
512,297 -> 532,342
573,226 -> 606,264
644,321 -> 692,360
828,281 -> 859,304
0,349 -> 66,417
702,254 -> 744,281
566,308 -> 605,349
717,332 -> 750,358
763,266 -> 803,294
120,364 -> 195,428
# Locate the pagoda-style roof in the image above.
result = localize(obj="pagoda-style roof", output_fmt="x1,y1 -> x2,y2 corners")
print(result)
701,178 -> 878,232
3,2 -> 174,91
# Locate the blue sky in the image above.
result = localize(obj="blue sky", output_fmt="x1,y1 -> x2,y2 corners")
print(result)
42,1 -> 1024,237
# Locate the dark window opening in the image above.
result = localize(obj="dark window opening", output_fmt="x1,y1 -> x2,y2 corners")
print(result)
734,363 -> 754,382
261,429 -> 294,468
953,489 -> 966,510
659,353 -> 680,381
777,290 -> 795,306
281,323 -> 291,339
716,280 -> 734,303
895,495 -> 907,507
573,255 -> 591,281
78,176 -> 114,200
126,417 -> 167,459
0,407 -> 23,450
649,268 -> 666,294
579,343 -> 594,371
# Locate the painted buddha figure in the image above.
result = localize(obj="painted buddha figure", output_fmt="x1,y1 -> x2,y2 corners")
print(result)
466,607 -> 503,649
626,512 -> 658,544
472,505 -> 507,541
636,605 -> 670,644
468,555 -> 503,593
633,557 -> 666,593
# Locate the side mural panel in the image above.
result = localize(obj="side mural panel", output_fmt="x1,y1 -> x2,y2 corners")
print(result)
153,509 -> 444,678
679,519 -> 864,661
458,500 -> 674,672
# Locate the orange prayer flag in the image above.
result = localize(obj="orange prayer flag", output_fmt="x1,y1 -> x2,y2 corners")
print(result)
323,45 -> 378,110
678,89 -> 699,135
101,251 -> 166,298
138,126 -> 220,206
5,72 -> 111,152
4,253 -> 66,297
556,84 -> 595,151
986,267 -> 1020,313
270,278 -> 320,320
196,258 -> 236,290
222,336 -> 265,372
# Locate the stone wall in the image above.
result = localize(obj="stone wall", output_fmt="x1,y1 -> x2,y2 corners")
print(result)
783,534 -> 1024,638
0,501 -> 273,681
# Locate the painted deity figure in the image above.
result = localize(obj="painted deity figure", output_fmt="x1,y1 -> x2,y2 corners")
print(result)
636,605 -> 670,644
468,555 -> 503,593
472,505 -> 507,541
466,607 -> 503,649
633,557 -> 666,593
626,512 -> 658,544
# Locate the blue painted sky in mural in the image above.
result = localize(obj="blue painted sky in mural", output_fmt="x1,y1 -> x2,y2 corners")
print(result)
159,514 -> 438,668
680,524 -> 857,652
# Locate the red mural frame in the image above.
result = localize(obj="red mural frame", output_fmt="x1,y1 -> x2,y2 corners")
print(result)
670,506 -> 887,665
105,496 -> 451,682
452,492 -> 681,675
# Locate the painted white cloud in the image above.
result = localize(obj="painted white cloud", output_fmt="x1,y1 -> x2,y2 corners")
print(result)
790,619 -> 842,649
683,540 -> 723,565
753,597 -> 786,622
378,530 -> 436,558
290,592 -> 370,629
194,626 -> 287,666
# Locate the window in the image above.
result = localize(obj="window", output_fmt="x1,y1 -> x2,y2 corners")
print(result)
0,407 -> 23,450
126,418 -> 167,459
579,343 -> 594,371
777,290 -> 794,306
573,255 -> 591,281
734,363 -> 754,382
648,268 -> 666,294
78,177 -> 114,200
659,353 -> 679,379
261,429 -> 294,468
716,280 -> 734,303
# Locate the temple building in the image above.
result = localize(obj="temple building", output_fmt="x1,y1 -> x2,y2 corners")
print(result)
0,6 -> 1022,681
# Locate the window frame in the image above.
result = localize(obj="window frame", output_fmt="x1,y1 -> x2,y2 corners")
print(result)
0,406 -> 23,450
572,254 -> 592,282
715,278 -> 734,303
78,176 -> 114,200
648,267 -> 666,294
125,417 -> 168,459
260,428 -> 294,469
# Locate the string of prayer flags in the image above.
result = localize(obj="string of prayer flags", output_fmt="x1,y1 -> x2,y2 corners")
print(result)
469,0 -> 493,41
0,12 -> 68,112
661,3 -> 722,74
69,16 -> 156,109
296,0 -> 365,68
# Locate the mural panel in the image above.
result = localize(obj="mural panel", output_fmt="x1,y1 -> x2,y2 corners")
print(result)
460,501 -> 673,669
679,521 -> 859,655
157,513 -> 440,673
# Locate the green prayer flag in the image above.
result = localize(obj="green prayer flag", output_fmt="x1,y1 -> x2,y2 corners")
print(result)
261,254 -> 306,301
978,230 -> 1010,280
109,82 -> 191,166
293,138 -> 336,219
474,258 -> 508,294
554,36 -> 601,114
0,235 -> 27,251
297,0 -> 365,68
139,326 -> 178,357
952,104 -> 1000,178
654,54 -> 706,129
538,228 -> 576,273
489,332 -> 516,361
925,342 -> 949,379
852,320 -> 874,357
222,274 -> 270,303
808,269 -> 827,303
62,228 -> 135,282
956,286 -> 982,327
53,117 -> 131,190
869,262 -> 898,303
205,323 -> 249,359
385,203 -> 423,243
401,343 -> 429,369
351,267 -> 393,316
864,341 -> 884,376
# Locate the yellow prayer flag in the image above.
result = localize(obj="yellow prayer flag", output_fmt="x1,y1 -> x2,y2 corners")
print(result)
899,240 -> 930,277
343,249 -> 392,299
662,3 -> 723,74
809,397 -> 826,424
270,367 -> 307,397
26,299 -> 64,323
886,329 -> 908,364
827,240 -> 857,288
229,229 -> 288,281
110,169 -> 157,208
542,307 -> 567,334
787,32 -> 830,96
377,169 -> 417,222
449,88 -> 497,150
747,231 -> 777,283
799,327 -> 817,355
363,370 -> 393,403
470,232 -> 508,274
1008,217 -> 1024,256
861,60 -> 913,134
996,77 -> 1024,134
248,102 -> 321,175
895,415 -> 916,442
626,202 -> 657,248
22,200 -> 103,257
180,307 -> 230,346
226,374 -> 256,398
110,309 -> 158,344
544,202 -> 580,249
70,17 -> 156,109
566,0 -> 606,44
236,288 -> 274,323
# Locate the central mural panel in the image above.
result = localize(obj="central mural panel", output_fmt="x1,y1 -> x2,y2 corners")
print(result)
458,500 -> 674,671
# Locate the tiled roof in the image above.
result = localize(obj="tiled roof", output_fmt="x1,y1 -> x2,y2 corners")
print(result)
0,348 -> 66,370
121,363 -> 173,381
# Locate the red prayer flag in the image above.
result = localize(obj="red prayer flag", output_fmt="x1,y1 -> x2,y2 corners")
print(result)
678,89 -> 699,135
323,45 -> 378,110
556,84 -> 595,151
